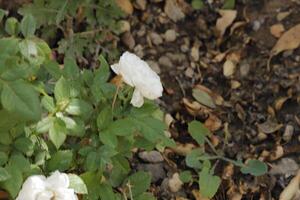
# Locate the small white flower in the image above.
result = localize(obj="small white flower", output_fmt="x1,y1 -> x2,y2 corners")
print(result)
111,51 -> 163,107
16,171 -> 78,200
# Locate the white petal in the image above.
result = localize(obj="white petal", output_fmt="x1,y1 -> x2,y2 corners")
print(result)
46,171 -> 69,189
16,175 -> 47,200
54,188 -> 78,200
111,63 -> 120,74
36,190 -> 54,200
131,89 -> 144,107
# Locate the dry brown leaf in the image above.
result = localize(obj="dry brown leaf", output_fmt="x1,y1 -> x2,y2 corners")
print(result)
222,163 -> 234,180
270,24 -> 285,38
216,10 -> 237,37
257,120 -> 283,134
192,190 -> 210,200
230,21 -> 247,35
115,0 -> 133,15
269,145 -> 284,161
195,85 -> 224,106
183,98 -> 211,117
204,114 -> 222,132
277,11 -> 291,21
271,24 -> 300,55
170,142 -> 196,156
275,97 -> 289,111
279,170 -> 300,200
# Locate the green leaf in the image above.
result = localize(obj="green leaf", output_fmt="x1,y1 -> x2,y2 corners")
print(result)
97,55 -> 110,83
106,118 -> 135,136
99,183 -> 117,200
97,107 -> 113,130
54,76 -> 70,103
0,167 -> 10,181
85,151 -> 100,172
179,171 -> 192,183
49,118 -> 67,149
1,164 -> 22,198
56,113 -> 85,137
44,60 -> 62,79
5,17 -> 19,35
199,162 -> 221,198
63,56 -> 80,79
0,9 -> 7,22
110,156 -> 130,187
127,171 -> 151,197
47,150 -> 73,171
99,130 -> 118,148
240,159 -> 268,176
41,96 -> 55,112
36,116 -> 53,133
188,120 -> 210,145
223,0 -> 235,9
135,193 -> 156,200
13,137 -> 34,155
0,38 -> 19,55
19,40 -> 43,65
9,153 -> 30,172
65,99 -> 93,118
191,0 -> 204,10
81,172 -> 102,200
0,152 -> 8,166
185,149 -> 203,169
21,14 -> 36,37
192,88 -> 216,108
68,174 -> 88,194
1,80 -> 41,121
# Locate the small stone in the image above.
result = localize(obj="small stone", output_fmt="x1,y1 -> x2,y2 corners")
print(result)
269,158 -> 298,176
116,0 -> 133,15
137,163 -> 166,183
223,60 -> 236,77
231,80 -> 241,89
121,31 -> 135,49
240,63 -> 250,77
136,0 -> 147,10
191,46 -> 199,61
150,32 -> 163,45
164,29 -> 177,42
168,173 -> 183,193
137,25 -> 146,37
283,125 -> 294,142
118,20 -> 131,34
165,113 -> 174,127
134,44 -> 144,57
257,132 -> 267,141
185,67 -> 194,78
147,60 -> 161,74
164,0 -> 185,22
138,151 -> 164,163
159,56 -> 173,68
252,20 -> 261,31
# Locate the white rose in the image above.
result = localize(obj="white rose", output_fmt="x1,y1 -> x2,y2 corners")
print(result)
16,171 -> 78,200
111,51 -> 163,107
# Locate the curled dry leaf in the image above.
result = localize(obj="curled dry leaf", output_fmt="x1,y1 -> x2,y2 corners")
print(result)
170,142 -> 196,156
168,173 -> 183,192
270,24 -> 285,38
183,98 -> 211,117
275,97 -> 289,111
115,0 -> 133,15
195,85 -> 224,106
222,163 -> 234,180
192,190 -> 210,200
204,114 -> 222,132
216,9 -> 237,37
271,24 -> 300,56
257,120 -> 283,134
279,170 -> 300,200
269,145 -> 284,161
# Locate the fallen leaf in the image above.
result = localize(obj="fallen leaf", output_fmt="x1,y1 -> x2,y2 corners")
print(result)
270,24 -> 285,38
204,114 -> 222,132
269,145 -> 284,161
192,88 -> 216,108
271,24 -> 300,55
223,59 -> 236,77
216,9 -> 237,37
170,142 -> 196,156
275,97 -> 289,111
168,173 -> 183,192
269,158 -> 299,176
183,98 -> 211,117
276,11 -> 291,21
230,21 -> 247,35
192,190 -> 210,200
257,120 -> 283,134
116,0 -> 133,15
195,85 -> 224,106
279,170 -> 300,200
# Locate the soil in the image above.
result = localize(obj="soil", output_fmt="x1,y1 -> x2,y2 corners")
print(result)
120,0 -> 300,199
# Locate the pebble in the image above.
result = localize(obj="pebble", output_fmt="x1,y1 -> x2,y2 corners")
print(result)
283,125 -> 294,142
136,0 -> 147,10
118,20 -> 131,33
223,60 -> 236,77
150,32 -> 163,45
133,44 -> 144,57
239,62 -> 250,77
168,173 -> 183,193
185,67 -> 194,78
138,151 -> 164,163
147,60 -> 161,74
121,31 -> 135,49
191,46 -> 199,61
159,56 -> 173,68
164,0 -> 185,22
164,29 -> 177,42
137,163 -> 166,183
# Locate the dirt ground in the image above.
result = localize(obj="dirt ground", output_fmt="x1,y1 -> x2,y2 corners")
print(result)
119,0 -> 300,199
